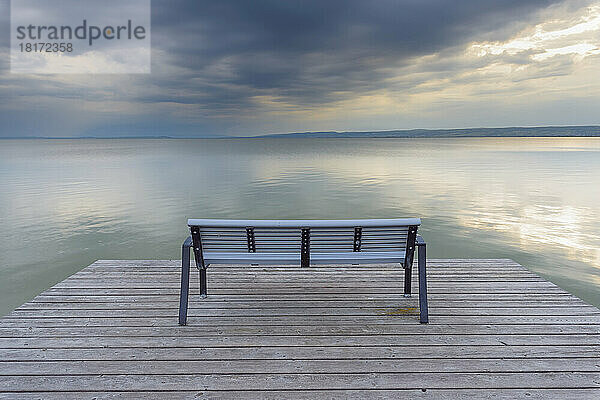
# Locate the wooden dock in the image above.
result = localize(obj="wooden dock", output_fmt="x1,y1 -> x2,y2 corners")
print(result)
1,259 -> 599,399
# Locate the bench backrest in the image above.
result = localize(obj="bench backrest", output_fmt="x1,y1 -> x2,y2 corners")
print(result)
188,219 -> 420,267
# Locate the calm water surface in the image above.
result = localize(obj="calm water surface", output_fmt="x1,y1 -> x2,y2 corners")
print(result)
1,137 -> 599,315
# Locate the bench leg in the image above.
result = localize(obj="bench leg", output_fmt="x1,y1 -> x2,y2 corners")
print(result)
403,266 -> 412,297
200,268 -> 207,298
179,236 -> 192,326
417,241 -> 429,324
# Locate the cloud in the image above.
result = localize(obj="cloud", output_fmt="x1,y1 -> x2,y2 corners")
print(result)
149,0 -> 563,106
0,0 -> 599,137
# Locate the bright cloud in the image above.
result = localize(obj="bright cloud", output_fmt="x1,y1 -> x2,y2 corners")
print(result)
471,4 -> 600,60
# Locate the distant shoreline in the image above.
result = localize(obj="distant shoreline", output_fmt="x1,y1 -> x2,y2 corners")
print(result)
2,125 -> 600,139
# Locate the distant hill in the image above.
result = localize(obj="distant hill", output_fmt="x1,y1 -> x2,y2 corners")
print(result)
256,126 -> 600,138
3,125 -> 600,139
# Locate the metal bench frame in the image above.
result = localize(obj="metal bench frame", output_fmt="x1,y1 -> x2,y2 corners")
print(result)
179,218 -> 429,325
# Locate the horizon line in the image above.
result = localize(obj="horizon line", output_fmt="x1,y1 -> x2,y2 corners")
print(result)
1,124 -> 600,139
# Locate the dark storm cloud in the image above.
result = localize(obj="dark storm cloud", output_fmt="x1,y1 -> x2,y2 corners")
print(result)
143,0 -> 563,109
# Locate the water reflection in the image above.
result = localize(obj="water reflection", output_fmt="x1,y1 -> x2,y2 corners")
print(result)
0,137 -> 599,315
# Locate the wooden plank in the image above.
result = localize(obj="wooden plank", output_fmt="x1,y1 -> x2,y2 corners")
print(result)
48,278 -> 562,293
2,345 -> 599,361
70,268 -> 536,274
40,287 -> 569,296
17,300 -> 592,310
8,306 -> 600,318
30,293 -> 581,300
68,271 -> 539,276
75,264 -> 531,270
81,269 -> 532,275
2,315 -> 600,328
80,267 -> 528,274
74,268 -> 535,273
1,323 -> 598,337
88,258 -> 519,264
1,372 -> 599,391
1,358 -> 599,375
62,277 -> 548,283
2,389 -> 600,400
86,259 -> 521,264
78,262 -> 528,268
1,324 -> 599,337
83,264 -> 528,270
1,334 -> 598,349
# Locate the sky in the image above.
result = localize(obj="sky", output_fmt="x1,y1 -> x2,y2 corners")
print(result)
1,0 -> 600,138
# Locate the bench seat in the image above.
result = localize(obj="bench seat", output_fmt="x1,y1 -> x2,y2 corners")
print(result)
203,251 -> 406,265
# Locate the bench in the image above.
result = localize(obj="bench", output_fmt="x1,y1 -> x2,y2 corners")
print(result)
179,218 -> 429,325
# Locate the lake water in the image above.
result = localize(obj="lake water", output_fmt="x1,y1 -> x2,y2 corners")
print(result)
1,137 -> 599,315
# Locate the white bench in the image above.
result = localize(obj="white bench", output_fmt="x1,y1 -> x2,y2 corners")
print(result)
179,218 -> 428,324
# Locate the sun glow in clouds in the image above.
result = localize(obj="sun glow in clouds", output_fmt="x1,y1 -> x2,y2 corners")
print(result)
470,5 -> 600,60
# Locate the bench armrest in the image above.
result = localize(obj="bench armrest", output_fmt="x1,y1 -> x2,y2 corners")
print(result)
416,234 -> 426,246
